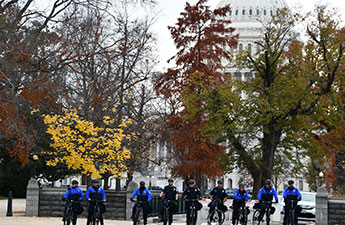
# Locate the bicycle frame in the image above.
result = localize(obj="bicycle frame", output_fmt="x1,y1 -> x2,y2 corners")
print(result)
208,199 -> 225,225
252,200 -> 272,225
286,199 -> 297,225
185,199 -> 199,225
63,199 -> 78,225
89,199 -> 103,225
162,199 -> 172,225
133,200 -> 144,225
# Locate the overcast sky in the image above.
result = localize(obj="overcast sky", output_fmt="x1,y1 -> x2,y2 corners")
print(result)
34,0 -> 345,71
152,0 -> 345,70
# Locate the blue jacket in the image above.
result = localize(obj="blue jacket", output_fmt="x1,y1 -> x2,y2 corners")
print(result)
86,186 -> 106,201
234,189 -> 249,201
131,188 -> 152,202
64,186 -> 84,201
283,187 -> 302,200
258,186 -> 278,201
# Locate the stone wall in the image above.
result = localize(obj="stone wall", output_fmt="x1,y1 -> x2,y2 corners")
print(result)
38,189 -> 127,219
316,186 -> 345,225
26,179 -> 128,220
328,198 -> 345,225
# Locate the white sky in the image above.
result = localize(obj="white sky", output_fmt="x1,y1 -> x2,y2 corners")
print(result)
152,0 -> 345,70
35,0 -> 345,70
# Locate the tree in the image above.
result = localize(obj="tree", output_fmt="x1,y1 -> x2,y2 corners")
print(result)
56,2 -> 159,189
0,0 -> 113,165
181,6 -> 345,197
155,0 -> 238,191
36,108 -> 133,178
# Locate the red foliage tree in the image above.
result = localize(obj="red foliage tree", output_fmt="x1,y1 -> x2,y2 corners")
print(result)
155,0 -> 237,188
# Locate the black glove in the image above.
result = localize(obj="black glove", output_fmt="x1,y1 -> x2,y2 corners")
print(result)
62,197 -> 66,201
297,197 -> 301,201
130,198 -> 135,202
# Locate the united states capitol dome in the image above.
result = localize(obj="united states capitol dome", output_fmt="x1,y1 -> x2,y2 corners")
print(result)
217,0 -> 289,23
217,0 -> 290,80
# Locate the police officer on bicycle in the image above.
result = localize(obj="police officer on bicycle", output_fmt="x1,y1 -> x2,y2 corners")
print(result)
63,180 -> 84,225
257,179 -> 278,221
86,179 -> 106,225
182,179 -> 202,225
209,180 -> 228,218
232,184 -> 249,225
283,180 -> 302,225
159,178 -> 178,225
130,181 -> 152,225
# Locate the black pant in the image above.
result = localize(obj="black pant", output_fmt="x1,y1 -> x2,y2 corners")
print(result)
232,200 -> 244,225
283,203 -> 298,225
186,202 -> 199,225
132,202 -> 149,224
87,202 -> 104,225
64,202 -> 80,225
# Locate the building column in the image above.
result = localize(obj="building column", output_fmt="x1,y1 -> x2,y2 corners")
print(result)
26,178 -> 40,217
316,186 -> 328,225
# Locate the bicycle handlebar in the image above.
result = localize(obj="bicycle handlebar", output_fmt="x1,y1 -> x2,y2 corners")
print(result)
184,199 -> 200,202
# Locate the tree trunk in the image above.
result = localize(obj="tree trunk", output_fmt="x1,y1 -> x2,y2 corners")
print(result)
115,177 -> 121,191
252,170 -> 262,199
260,122 -> 282,189
103,172 -> 110,190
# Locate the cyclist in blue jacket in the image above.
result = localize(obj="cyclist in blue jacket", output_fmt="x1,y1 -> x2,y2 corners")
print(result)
86,179 -> 106,225
257,179 -> 278,220
283,180 -> 302,225
63,180 -> 84,225
232,184 -> 249,225
130,181 -> 152,225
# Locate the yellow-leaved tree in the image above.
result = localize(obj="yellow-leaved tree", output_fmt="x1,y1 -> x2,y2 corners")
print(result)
41,109 -> 132,178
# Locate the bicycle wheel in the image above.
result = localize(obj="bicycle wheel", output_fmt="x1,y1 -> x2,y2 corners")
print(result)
289,209 -> 295,225
207,210 -> 214,225
133,207 -> 141,225
96,205 -> 102,225
63,208 -> 72,225
163,206 -> 169,225
191,209 -> 197,225
252,210 -> 261,225
213,209 -> 225,225
265,209 -> 270,225
235,209 -> 242,225
241,208 -> 248,225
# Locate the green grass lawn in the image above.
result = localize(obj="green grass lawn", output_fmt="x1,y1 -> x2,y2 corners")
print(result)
0,196 -> 8,200
42,187 -> 67,190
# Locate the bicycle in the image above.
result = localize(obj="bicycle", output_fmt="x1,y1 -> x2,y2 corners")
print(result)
133,200 -> 144,225
185,199 -> 199,225
252,200 -> 274,225
63,199 -> 79,225
89,199 -> 103,225
161,198 -> 173,225
285,199 -> 298,225
231,201 -> 249,225
207,199 -> 225,225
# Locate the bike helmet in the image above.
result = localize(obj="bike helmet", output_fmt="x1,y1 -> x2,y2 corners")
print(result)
139,181 -> 145,185
92,179 -> 99,183
265,179 -> 271,185
188,179 -> 195,185
239,183 -> 244,188
288,180 -> 294,185
217,180 -> 223,184
168,178 -> 174,182
71,180 -> 79,185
